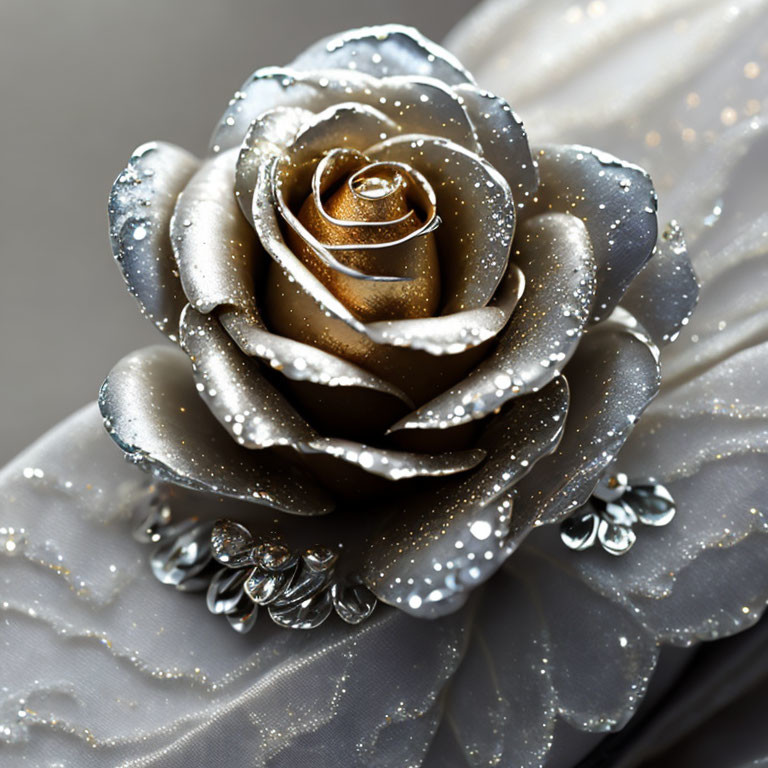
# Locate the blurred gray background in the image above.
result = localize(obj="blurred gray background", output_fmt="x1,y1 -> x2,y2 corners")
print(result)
0,0 -> 478,465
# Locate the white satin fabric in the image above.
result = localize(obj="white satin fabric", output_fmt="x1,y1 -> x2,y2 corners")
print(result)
2,1 -> 768,765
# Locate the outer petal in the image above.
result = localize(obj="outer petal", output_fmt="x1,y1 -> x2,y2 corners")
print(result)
367,134 -> 515,313
98,345 -> 333,514
180,306 -> 316,448
453,83 -> 539,200
211,68 -> 479,155
363,377 -> 569,618
170,150 -> 257,314
180,308 -> 486,481
108,141 -> 200,340
528,144 -> 658,322
391,212 -> 596,430
513,309 -> 661,530
290,24 -> 474,84
620,220 -> 699,346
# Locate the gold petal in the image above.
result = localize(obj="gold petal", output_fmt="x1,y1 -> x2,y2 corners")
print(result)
263,263 -> 493,404
283,152 -> 441,322
254,154 -> 509,359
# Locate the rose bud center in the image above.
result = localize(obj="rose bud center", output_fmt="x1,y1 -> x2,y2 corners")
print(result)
264,150 -> 460,413
284,156 -> 441,323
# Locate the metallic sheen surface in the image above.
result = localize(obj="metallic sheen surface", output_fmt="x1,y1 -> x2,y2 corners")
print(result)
454,83 -> 539,200
100,21 -> 694,622
621,220 -> 700,346
391,212 -> 595,429
363,377 -> 569,617
98,345 -> 333,514
108,142 -> 200,341
368,133 -> 515,313
528,144 -> 659,323
291,24 -> 474,84
180,308 -> 486,481
515,311 -> 662,529
171,150 -> 258,314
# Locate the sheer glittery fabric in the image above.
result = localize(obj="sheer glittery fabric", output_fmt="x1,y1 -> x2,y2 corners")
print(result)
2,1 -> 768,765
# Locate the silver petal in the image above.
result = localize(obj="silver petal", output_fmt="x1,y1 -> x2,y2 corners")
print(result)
180,308 -> 486,480
268,589 -> 334,630
211,68 -> 323,154
290,24 -> 474,84
363,377 -> 569,618
560,509 -> 600,551
206,567 -> 249,614
211,67 -> 478,156
286,103 -> 400,173
210,519 -> 256,568
180,306 -> 316,449
528,144 -> 658,323
391,213 -> 595,430
244,566 -> 294,605
514,310 -> 661,528
597,519 -> 637,556
363,305 -> 508,356
367,134 -> 514,313
453,83 -> 538,200
626,484 -> 676,527
303,437 -> 485,481
331,582 -> 377,625
98,345 -> 333,514
620,220 -> 699,346
472,376 -> 569,509
149,521 -> 214,590
170,150 -> 257,314
219,306 -> 414,407
108,141 -> 199,340
235,105 -> 314,225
